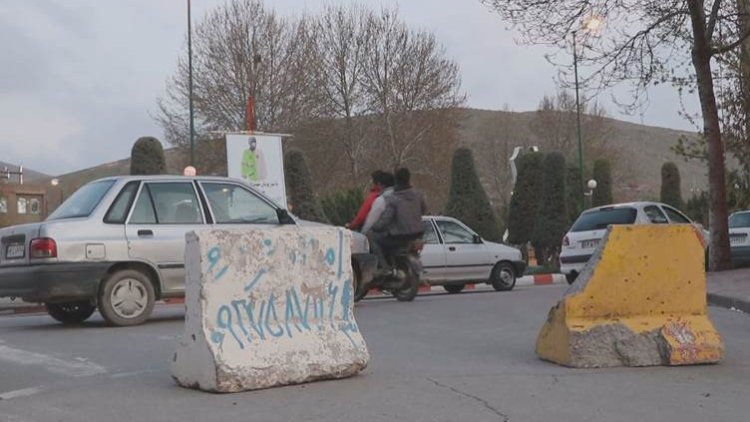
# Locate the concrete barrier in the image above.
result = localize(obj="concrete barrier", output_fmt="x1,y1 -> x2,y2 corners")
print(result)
171,227 -> 370,393
536,225 -> 723,368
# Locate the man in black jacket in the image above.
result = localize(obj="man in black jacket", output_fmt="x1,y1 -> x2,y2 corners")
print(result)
371,167 -> 427,269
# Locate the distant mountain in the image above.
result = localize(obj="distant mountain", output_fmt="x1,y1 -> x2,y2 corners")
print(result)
0,161 -> 50,182
45,108 -> 708,210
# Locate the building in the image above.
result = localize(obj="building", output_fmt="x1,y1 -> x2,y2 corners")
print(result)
0,184 -> 49,228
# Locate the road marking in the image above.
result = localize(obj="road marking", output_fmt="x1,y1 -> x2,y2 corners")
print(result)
0,386 -> 46,400
0,344 -> 107,377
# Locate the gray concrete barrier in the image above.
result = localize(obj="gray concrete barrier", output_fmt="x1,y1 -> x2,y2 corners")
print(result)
171,227 -> 370,393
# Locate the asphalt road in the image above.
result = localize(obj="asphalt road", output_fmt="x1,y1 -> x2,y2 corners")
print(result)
0,285 -> 749,422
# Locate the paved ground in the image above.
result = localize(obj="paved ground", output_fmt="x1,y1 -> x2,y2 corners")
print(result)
707,268 -> 750,313
0,285 -> 749,422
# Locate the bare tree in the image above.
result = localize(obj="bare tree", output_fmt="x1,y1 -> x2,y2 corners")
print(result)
308,5 -> 371,179
156,0 -> 317,146
360,9 -> 466,171
482,0 -> 750,270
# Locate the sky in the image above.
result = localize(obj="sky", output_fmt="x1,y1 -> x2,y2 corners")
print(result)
0,0 -> 701,176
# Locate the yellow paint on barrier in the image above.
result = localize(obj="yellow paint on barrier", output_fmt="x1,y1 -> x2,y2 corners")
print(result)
536,225 -> 723,367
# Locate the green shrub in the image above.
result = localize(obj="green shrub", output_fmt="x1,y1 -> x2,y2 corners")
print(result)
566,163 -> 583,224
284,148 -> 327,222
531,152 -> 568,266
444,148 -> 501,241
321,188 -> 364,227
507,152 -> 545,245
660,162 -> 683,209
591,158 -> 613,207
130,137 -> 167,175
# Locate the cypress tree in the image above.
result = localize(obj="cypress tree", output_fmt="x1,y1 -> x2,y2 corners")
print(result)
566,163 -> 583,224
531,152 -> 568,265
660,161 -> 683,208
591,159 -> 613,207
445,147 -> 501,241
130,137 -> 167,175
507,152 -> 545,245
284,148 -> 326,222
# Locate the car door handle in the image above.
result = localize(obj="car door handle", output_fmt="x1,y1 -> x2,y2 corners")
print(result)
137,230 -> 154,237
448,246 -> 456,251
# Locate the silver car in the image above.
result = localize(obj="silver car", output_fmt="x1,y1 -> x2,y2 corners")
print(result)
420,216 -> 525,293
0,176 -> 375,326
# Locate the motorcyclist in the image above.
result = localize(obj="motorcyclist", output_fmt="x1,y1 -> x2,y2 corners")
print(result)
361,171 -> 395,235
346,170 -> 385,232
370,167 -> 427,270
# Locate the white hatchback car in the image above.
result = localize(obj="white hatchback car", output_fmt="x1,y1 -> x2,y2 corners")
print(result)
560,202 -> 702,283
420,216 -> 525,293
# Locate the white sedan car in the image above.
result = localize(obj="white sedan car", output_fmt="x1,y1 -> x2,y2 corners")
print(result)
420,216 -> 526,293
560,201 -> 703,284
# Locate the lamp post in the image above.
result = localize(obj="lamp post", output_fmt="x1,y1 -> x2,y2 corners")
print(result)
572,16 -> 603,210
187,0 -> 195,167
584,179 -> 598,208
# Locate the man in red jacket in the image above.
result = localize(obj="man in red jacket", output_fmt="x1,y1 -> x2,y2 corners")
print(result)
347,170 -> 386,231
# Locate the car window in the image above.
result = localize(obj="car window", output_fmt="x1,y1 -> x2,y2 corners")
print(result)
729,212 -> 750,228
129,187 -> 157,224
104,182 -> 140,224
146,183 -> 203,224
570,207 -> 637,232
644,206 -> 669,224
423,221 -> 440,244
436,220 -> 475,244
662,206 -> 691,224
201,183 -> 279,224
47,180 -> 116,220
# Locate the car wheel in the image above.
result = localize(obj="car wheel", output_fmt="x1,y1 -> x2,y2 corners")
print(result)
98,269 -> 156,327
490,262 -> 516,291
565,272 -> 578,285
46,301 -> 96,324
443,284 -> 465,294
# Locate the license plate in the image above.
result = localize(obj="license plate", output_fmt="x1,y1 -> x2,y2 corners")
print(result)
580,239 -> 600,249
730,235 -> 746,245
5,243 -> 25,259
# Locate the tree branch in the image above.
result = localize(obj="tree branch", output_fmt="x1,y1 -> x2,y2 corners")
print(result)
712,27 -> 750,54
705,0 -> 723,42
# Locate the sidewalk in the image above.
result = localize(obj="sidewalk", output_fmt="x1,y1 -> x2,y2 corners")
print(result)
707,268 -> 750,314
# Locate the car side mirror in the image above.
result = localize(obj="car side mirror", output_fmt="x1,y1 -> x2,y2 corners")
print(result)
277,209 -> 295,225
473,235 -> 483,244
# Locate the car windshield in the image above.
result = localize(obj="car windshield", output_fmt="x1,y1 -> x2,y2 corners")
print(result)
570,207 -> 637,232
729,212 -> 750,228
47,180 -> 116,220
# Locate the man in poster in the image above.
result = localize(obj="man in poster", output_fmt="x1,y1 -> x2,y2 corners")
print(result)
241,137 -> 267,182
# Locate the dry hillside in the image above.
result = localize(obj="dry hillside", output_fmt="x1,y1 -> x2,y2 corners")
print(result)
48,108 -> 707,216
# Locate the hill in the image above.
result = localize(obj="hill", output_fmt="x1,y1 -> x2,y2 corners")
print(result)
458,108 -> 705,209
0,161 -> 50,182
49,108 -> 707,214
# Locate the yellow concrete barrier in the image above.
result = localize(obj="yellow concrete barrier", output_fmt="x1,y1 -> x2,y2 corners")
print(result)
537,225 -> 723,367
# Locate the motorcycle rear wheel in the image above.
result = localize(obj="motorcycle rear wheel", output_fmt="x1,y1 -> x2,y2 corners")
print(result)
392,261 -> 419,302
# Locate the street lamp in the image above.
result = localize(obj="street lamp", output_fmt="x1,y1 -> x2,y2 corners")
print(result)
187,0 -> 196,167
572,15 -> 604,210
584,179 -> 598,208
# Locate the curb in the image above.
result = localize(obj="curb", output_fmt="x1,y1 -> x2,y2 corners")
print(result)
0,299 -> 187,317
364,273 -> 566,298
707,293 -> 750,314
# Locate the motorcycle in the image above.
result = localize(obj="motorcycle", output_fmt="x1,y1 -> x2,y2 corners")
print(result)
354,239 -> 423,302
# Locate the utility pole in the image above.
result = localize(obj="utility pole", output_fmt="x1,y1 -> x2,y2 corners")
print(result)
187,0 -> 196,166
573,30 -> 584,211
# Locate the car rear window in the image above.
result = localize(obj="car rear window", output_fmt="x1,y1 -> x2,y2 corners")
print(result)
47,180 -> 116,220
570,207 -> 637,232
730,212 -> 750,228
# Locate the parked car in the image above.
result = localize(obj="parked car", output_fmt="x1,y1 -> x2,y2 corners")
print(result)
0,176 -> 376,326
560,202 -> 704,283
729,210 -> 750,265
420,216 -> 525,293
